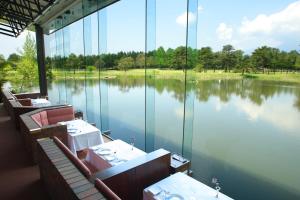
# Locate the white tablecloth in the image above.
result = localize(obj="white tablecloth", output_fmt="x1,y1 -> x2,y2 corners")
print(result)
63,119 -> 104,154
86,139 -> 146,170
144,172 -> 234,200
31,98 -> 51,107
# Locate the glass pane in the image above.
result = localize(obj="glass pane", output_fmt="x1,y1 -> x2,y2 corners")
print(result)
55,29 -> 67,104
183,0 -> 198,160
84,13 -> 100,125
98,8 -> 109,132
104,0 -> 146,149
145,0 -> 156,152
151,0 -> 187,154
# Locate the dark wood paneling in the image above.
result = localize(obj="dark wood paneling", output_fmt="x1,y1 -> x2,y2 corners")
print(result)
37,138 -> 106,200
94,149 -> 171,200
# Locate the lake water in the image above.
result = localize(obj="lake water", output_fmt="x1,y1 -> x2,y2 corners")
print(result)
48,77 -> 300,200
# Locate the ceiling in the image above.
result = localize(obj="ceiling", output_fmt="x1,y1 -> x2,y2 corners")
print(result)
0,0 -> 55,37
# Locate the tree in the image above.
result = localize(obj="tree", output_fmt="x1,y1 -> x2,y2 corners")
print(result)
241,55 -> 253,74
0,54 -> 6,67
197,47 -> 214,70
165,48 -> 175,69
287,50 -> 299,71
172,46 -> 186,70
15,33 -> 38,92
233,50 -> 244,71
117,57 -> 134,71
155,47 -> 166,68
0,54 -> 7,87
252,46 -> 273,73
135,53 -> 145,68
66,53 -> 80,72
294,55 -> 300,71
7,53 -> 20,68
94,57 -> 105,69
195,63 -> 204,72
220,45 -> 235,72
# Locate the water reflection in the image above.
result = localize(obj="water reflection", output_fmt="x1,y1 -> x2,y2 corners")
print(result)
51,77 -> 300,111
47,78 -> 300,200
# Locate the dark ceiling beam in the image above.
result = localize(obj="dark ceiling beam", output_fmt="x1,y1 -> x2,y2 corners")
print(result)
0,0 -> 56,37
0,27 -> 15,33
21,0 -> 35,19
0,16 -> 27,27
6,0 -> 40,14
0,31 -> 16,37
34,0 -> 42,12
0,7 -> 33,21
0,22 -> 20,30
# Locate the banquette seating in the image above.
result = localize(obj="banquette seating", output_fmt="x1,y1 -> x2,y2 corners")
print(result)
0,90 -> 50,129
95,178 -> 121,200
53,137 -> 101,178
19,105 -> 75,162
0,90 -> 41,112
37,137 -> 171,200
37,137 -> 118,200
8,98 -> 52,129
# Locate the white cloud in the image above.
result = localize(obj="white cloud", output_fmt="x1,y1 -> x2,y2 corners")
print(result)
176,12 -> 196,27
216,23 -> 233,41
213,97 -> 229,112
198,5 -> 204,12
235,97 -> 300,133
214,1 -> 300,51
239,1 -> 300,35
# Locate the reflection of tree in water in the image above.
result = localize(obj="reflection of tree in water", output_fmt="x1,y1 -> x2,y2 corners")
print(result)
294,92 -> 300,112
104,76 -> 186,101
192,79 -> 300,107
51,76 -> 300,111
55,78 -> 85,96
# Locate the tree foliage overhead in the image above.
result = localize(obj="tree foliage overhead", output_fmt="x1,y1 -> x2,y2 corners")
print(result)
16,33 -> 38,92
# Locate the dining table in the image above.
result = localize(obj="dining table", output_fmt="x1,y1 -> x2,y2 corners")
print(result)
31,98 -> 51,107
86,139 -> 147,171
60,119 -> 104,154
143,172 -> 234,200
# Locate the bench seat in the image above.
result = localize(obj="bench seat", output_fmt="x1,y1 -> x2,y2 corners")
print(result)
19,105 -> 75,163
37,137 -> 112,200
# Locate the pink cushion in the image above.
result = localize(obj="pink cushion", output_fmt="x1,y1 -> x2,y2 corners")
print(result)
31,113 -> 42,127
46,107 -> 74,125
40,111 -> 49,126
95,178 -> 121,200
53,137 -> 91,178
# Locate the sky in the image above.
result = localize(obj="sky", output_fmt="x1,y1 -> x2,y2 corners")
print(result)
0,0 -> 300,58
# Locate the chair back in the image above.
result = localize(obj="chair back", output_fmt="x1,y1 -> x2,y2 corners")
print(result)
95,178 -> 121,200
53,137 -> 92,178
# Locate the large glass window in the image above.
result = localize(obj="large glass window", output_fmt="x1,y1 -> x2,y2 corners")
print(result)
44,1 -> 300,200
103,0 -> 146,149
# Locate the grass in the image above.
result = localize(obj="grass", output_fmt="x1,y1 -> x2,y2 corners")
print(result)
50,69 -> 300,83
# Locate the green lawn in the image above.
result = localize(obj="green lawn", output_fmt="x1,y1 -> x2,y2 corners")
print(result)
51,69 -> 300,83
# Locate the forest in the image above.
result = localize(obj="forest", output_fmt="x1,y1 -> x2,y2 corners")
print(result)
45,45 -> 300,73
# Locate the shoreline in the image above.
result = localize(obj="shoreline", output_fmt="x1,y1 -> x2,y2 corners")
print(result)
51,69 -> 300,84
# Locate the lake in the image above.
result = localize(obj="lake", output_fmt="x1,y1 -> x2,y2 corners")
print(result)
48,77 -> 300,200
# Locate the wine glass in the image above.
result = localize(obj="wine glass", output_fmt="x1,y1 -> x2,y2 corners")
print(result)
212,177 -> 221,198
130,137 -> 135,150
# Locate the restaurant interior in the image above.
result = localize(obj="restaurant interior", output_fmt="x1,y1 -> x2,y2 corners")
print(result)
0,0 -> 234,200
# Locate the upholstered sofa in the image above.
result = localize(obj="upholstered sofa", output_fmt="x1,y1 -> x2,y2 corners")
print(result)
37,137 -> 121,200
8,99 -> 54,129
37,137 -> 171,200
19,105 -> 75,162
0,90 -> 42,112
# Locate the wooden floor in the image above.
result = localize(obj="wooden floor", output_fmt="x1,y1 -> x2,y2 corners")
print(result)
0,103 -> 50,200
